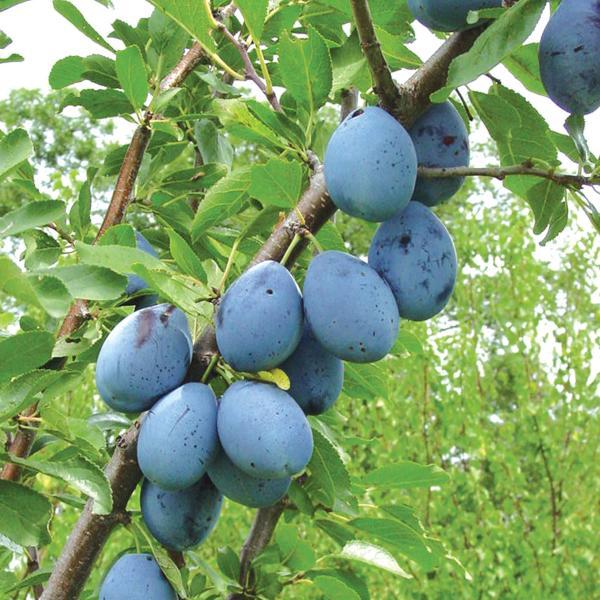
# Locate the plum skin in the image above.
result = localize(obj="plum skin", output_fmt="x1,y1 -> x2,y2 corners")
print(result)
99,553 -> 176,600
369,202 -> 457,322
215,260 -> 303,373
207,445 -> 291,508
324,106 -> 417,222
126,231 -> 158,295
217,381 -> 313,479
95,304 -> 192,413
539,0 -> 600,115
407,0 -> 503,32
140,477 -> 223,551
303,251 -> 399,363
280,324 -> 344,415
409,102 -> 470,207
137,383 -> 218,490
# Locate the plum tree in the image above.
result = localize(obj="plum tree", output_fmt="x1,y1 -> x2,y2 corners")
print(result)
303,251 -> 399,362
95,304 -> 192,412
217,381 -> 313,479
140,477 -> 223,551
407,0 -> 503,32
409,102 -> 470,207
539,0 -> 600,115
207,446 -> 291,508
369,202 -> 457,321
280,324 -> 344,415
215,260 -> 303,372
137,383 -> 218,490
324,107 -> 417,222
99,553 -> 176,600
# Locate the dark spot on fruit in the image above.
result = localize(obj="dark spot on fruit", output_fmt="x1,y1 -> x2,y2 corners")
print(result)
442,135 -> 456,146
350,108 -> 364,119
266,288 -> 273,295
400,234 -> 411,249
135,309 -> 156,348
574,45 -> 584,53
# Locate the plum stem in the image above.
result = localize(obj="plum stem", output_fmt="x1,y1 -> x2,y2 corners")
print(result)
280,233 -> 302,267
201,354 -> 219,384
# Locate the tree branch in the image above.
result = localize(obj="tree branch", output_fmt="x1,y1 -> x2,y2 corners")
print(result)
419,164 -> 600,189
349,0 -> 401,116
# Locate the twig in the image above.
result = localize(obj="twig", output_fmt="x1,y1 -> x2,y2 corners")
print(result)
418,164 -> 600,189
349,0 -> 401,116
340,87 -> 359,121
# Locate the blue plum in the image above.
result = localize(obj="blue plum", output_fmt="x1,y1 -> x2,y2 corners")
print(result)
141,477 -> 222,551
303,251 -> 399,363
207,445 -> 291,508
126,231 -> 159,295
539,0 -> 600,115
407,0 -> 503,32
99,553 -> 176,600
280,324 -> 344,415
409,102 -> 470,207
137,383 -> 218,490
215,260 -> 303,372
95,304 -> 192,413
217,381 -> 313,479
324,106 -> 417,222
369,202 -> 457,321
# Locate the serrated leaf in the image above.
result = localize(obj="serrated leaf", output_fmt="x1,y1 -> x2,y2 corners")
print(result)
343,362 -> 388,400
0,331 -> 55,383
195,119 -> 234,168
0,128 -> 33,181
53,0 -> 114,52
61,88 -> 134,118
431,0 -> 546,102
2,452 -> 112,514
0,481 -> 51,547
526,179 -> 565,237
363,461 -> 449,489
115,45 -> 148,111
0,369 -> 62,421
49,55 -> 86,89
191,167 -> 252,240
393,330 -> 423,355
236,0 -> 268,41
76,241 -> 163,274
0,200 -> 65,238
217,546 -> 240,580
503,43 -> 546,96
278,26 -> 332,114
314,575 -> 360,600
40,265 -> 127,301
341,541 -> 412,578
167,229 -> 207,281
249,158 -> 304,208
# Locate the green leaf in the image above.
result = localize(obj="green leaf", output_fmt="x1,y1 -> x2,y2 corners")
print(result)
249,158 -> 304,208
0,200 -> 65,238
191,167 -> 252,241
503,43 -> 546,96
526,179 -> 566,237
431,0 -> 546,102
313,576 -> 360,600
49,55 -> 86,89
98,223 -> 137,247
52,0 -> 114,52
167,229 -> 207,281
148,0 -> 216,51
364,461 -> 449,489
236,0 -> 268,41
29,276 -> 72,318
565,114 -> 590,162
0,331 -> 55,384
341,541 -> 412,578
343,362 -> 389,400
307,429 -> 354,511
278,26 -> 332,114
216,546 -> 240,580
0,481 -> 51,547
0,369 -> 62,421
194,119 -> 234,168
61,89 -> 134,118
0,256 -> 41,308
0,128 -> 33,181
540,196 -> 568,245
69,167 -> 97,237
0,0 -> 31,11
393,330 -> 424,355
3,452 -> 112,514
41,265 -> 127,301
75,241 -> 163,275
0,53 -> 23,65
115,45 -> 148,111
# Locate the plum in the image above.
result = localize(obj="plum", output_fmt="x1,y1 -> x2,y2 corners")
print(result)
95,304 -> 192,413
126,231 -> 159,295
369,202 -> 457,321
324,106 -> 417,222
280,324 -> 344,415
141,477 -> 222,551
217,381 -> 313,479
207,445 -> 291,508
407,0 -> 503,32
215,260 -> 303,372
539,0 -> 600,115
303,251 -> 399,363
99,553 -> 176,600
137,383 -> 218,490
409,102 -> 470,207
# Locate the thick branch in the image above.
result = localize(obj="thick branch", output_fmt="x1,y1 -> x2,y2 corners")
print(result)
419,164 -> 600,189
349,0 -> 401,116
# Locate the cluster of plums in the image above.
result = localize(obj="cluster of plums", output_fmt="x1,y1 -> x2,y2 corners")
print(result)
408,0 -> 600,116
